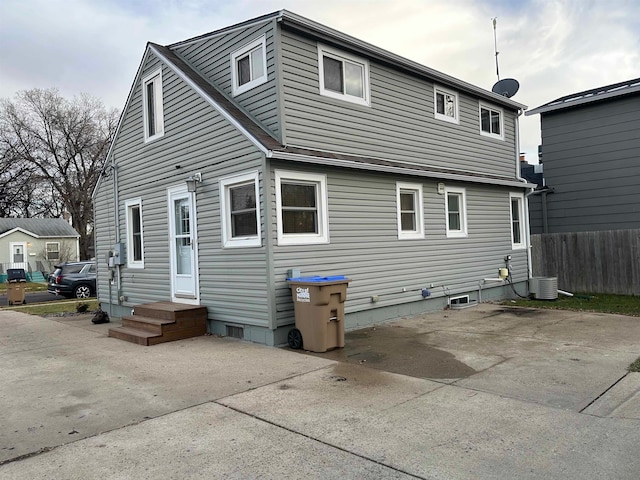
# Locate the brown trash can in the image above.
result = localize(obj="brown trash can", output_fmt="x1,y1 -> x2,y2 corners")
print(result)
286,276 -> 351,353
6,268 -> 27,305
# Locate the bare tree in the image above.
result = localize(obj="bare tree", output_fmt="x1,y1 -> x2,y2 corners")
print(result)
0,89 -> 119,258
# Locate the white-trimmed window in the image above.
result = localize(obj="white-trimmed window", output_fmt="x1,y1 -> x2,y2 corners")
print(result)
220,171 -> 261,248
125,198 -> 144,268
434,86 -> 459,124
479,103 -> 504,140
509,193 -> 526,249
318,44 -> 370,106
275,170 -> 329,246
231,36 -> 267,96
445,187 -> 467,237
142,69 -> 164,142
45,242 -> 60,261
396,182 -> 424,240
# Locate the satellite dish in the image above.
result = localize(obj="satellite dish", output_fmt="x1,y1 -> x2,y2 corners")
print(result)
492,78 -> 520,98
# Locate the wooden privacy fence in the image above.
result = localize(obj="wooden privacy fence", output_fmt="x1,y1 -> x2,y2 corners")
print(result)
530,229 -> 640,295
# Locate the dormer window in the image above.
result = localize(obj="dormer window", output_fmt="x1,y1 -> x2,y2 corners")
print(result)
142,69 -> 164,142
479,103 -> 504,140
318,44 -> 370,106
434,86 -> 459,124
231,36 -> 267,96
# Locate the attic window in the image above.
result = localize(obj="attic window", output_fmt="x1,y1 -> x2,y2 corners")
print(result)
318,44 -> 370,107
231,36 -> 267,96
142,69 -> 164,142
480,103 -> 504,140
434,86 -> 459,124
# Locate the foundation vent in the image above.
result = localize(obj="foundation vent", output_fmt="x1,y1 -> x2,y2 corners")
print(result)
226,325 -> 244,339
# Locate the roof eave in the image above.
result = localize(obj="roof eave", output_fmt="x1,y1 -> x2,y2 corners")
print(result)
269,150 -> 534,189
526,83 -> 640,116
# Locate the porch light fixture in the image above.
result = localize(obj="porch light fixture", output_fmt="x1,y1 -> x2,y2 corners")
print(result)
186,172 -> 202,193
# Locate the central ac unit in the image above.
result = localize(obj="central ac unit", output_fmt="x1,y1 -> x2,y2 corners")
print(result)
529,277 -> 558,300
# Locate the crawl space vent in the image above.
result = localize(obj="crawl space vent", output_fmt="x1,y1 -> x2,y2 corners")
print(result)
226,325 -> 244,339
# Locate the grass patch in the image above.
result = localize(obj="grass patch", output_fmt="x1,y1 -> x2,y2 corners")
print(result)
1,299 -> 98,316
629,357 -> 640,373
506,293 -> 640,317
0,281 -> 49,293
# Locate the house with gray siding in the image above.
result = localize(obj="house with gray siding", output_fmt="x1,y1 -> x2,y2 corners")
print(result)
525,78 -> 640,234
94,10 -> 533,346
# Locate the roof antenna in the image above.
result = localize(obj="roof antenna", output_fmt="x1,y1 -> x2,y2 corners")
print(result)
492,17 -> 500,82
490,17 -> 520,98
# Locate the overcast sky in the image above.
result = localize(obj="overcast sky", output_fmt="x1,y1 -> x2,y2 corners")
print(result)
1,0 -> 639,162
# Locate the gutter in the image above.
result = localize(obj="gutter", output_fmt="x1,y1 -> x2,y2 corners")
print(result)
269,150 -> 535,189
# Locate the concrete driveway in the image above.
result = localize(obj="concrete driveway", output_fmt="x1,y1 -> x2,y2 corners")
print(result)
1,305 -> 639,479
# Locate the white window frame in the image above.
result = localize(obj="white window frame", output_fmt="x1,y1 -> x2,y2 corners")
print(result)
142,69 -> 165,143
275,170 -> 329,246
219,171 -> 261,248
479,103 -> 504,140
230,36 -> 268,96
396,182 -> 424,240
509,192 -> 526,250
45,242 -> 60,261
125,198 -> 145,268
317,44 -> 371,107
434,85 -> 459,124
445,187 -> 468,238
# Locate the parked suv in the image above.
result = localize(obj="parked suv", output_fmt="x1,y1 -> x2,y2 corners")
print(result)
48,261 -> 96,299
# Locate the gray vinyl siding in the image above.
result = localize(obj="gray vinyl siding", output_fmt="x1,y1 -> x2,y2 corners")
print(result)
94,173 -> 115,303
94,51 -> 270,326
540,94 -> 640,233
268,162 -> 527,327
279,28 -> 517,177
173,20 -> 280,140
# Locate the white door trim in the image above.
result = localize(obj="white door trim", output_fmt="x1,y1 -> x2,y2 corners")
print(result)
167,184 -> 200,305
9,241 -> 28,270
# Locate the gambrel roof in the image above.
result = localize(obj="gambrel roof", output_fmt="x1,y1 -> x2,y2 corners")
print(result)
0,218 -> 80,239
526,77 -> 640,116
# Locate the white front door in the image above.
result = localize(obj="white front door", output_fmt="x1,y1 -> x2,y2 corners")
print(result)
9,242 -> 28,270
168,186 -> 199,304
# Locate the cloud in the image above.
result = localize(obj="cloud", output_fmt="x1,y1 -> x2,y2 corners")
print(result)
1,0 -> 638,161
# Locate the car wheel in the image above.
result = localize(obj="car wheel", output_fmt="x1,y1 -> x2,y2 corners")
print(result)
74,285 -> 92,299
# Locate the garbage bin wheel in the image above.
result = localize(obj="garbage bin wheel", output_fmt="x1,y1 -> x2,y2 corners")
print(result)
287,328 -> 303,350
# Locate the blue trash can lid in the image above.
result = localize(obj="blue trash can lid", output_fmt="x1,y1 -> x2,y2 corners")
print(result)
286,275 -> 349,283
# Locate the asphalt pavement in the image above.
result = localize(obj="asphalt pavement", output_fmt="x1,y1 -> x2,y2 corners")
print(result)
1,305 -> 639,479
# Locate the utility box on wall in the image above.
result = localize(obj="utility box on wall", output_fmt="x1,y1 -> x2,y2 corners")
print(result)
111,243 -> 125,266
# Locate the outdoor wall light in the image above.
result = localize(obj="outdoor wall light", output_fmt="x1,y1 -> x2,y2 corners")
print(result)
186,172 -> 202,193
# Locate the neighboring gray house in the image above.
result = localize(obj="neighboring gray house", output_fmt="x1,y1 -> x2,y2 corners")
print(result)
525,78 -> 640,234
94,10 -> 533,346
0,218 -> 80,281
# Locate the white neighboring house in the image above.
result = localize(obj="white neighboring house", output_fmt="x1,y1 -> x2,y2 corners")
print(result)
0,218 -> 80,281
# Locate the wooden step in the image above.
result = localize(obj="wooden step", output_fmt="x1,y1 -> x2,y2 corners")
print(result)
109,302 -> 208,346
121,316 -> 175,334
108,326 -> 161,346
133,302 -> 208,321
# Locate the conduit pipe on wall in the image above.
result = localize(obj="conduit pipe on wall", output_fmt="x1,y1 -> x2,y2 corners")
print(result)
478,278 -> 505,303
